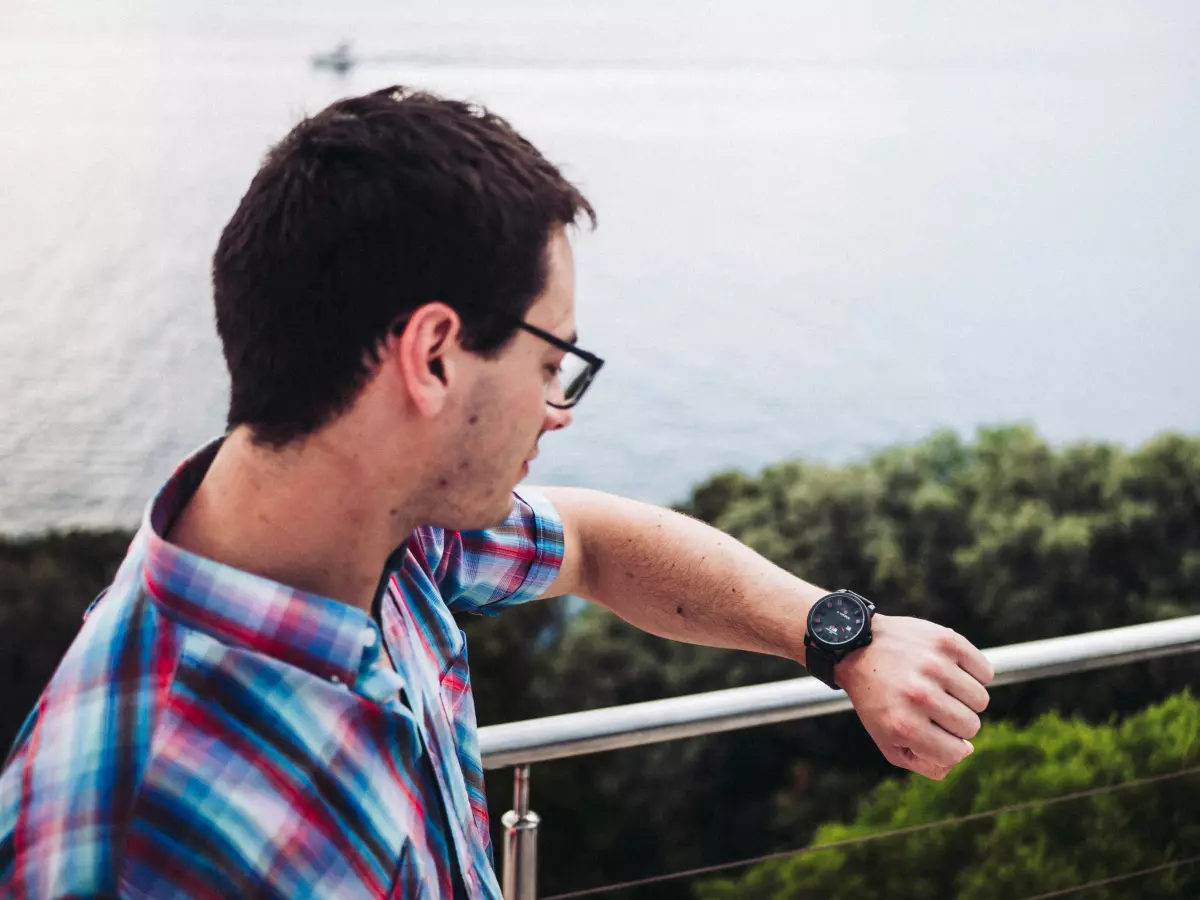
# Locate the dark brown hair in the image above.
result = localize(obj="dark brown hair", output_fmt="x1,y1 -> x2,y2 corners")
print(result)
213,86 -> 595,447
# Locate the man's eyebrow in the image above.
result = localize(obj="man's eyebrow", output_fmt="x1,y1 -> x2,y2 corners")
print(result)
567,331 -> 579,345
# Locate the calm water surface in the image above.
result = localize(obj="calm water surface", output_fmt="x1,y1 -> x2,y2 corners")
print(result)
1,0 -> 1198,534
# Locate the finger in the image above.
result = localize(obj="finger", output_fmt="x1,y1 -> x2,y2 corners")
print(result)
899,715 -> 974,769
924,687 -> 982,740
938,662 -> 991,715
946,631 -> 994,685
903,673 -> 982,738
888,746 -> 951,781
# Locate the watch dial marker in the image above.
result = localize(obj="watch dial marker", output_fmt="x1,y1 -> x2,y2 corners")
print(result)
809,594 -> 868,646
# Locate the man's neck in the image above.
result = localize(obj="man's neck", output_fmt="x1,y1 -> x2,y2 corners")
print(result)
167,428 -> 419,614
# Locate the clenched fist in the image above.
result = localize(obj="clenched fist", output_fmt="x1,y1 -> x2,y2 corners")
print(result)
837,614 -> 994,779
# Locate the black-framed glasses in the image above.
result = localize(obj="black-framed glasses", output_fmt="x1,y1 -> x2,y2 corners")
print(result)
390,310 -> 605,409
508,316 -> 605,410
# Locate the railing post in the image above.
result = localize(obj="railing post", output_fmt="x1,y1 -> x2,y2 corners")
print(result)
501,764 -> 540,899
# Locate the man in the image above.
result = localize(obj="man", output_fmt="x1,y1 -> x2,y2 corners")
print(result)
0,86 -> 992,898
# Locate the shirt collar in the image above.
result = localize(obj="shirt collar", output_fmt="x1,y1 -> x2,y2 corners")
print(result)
139,436 -> 377,687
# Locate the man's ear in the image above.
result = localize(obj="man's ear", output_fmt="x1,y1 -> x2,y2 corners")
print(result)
391,303 -> 462,417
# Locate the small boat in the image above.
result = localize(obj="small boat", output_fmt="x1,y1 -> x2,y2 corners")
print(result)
312,42 -> 356,74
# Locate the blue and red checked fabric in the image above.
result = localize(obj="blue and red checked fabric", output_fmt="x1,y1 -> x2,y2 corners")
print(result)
0,438 -> 565,899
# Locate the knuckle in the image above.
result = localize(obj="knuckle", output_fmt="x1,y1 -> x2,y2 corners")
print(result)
902,682 -> 931,708
921,658 -> 949,682
880,711 -> 902,736
888,714 -> 918,744
936,631 -> 961,656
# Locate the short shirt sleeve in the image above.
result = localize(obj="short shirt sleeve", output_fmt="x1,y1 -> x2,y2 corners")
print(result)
424,487 -> 565,616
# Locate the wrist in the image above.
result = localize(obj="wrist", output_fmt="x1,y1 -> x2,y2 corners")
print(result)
777,585 -> 826,663
834,611 -> 888,690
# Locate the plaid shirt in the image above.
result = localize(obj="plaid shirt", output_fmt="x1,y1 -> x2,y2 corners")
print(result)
0,438 -> 564,899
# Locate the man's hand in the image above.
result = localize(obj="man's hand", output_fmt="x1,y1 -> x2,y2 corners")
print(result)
534,487 -> 995,780
837,614 -> 994,780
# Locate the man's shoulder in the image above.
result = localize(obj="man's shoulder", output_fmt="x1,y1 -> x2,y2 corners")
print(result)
408,488 -> 562,563
400,490 -> 564,616
52,538 -> 181,699
0,545 -> 188,895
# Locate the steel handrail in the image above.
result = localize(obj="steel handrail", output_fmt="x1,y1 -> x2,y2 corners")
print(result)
480,613 -> 1200,769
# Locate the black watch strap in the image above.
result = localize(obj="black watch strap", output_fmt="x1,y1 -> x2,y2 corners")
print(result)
806,641 -> 840,690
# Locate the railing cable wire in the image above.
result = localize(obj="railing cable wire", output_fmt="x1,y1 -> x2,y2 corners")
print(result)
541,763 -> 1200,899
1011,853 -> 1200,900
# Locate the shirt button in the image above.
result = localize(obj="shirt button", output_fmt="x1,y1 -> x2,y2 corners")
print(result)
330,674 -> 343,685
362,628 -> 378,648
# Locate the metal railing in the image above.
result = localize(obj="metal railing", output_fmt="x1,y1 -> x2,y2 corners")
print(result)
478,613 -> 1200,899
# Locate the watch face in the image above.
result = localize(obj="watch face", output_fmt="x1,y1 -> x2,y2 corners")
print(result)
809,593 -> 867,646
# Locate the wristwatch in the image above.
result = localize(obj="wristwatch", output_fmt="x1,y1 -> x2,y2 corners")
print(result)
803,589 -> 876,690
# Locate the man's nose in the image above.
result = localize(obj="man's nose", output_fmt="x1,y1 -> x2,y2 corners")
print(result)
544,404 -> 573,432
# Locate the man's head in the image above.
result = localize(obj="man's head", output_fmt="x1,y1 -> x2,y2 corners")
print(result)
212,86 -> 595,529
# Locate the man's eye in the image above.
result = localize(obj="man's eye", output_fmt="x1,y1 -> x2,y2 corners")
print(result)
545,364 -> 561,379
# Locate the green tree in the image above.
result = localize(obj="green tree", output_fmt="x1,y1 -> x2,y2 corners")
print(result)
522,426 -> 1199,898
0,529 -> 133,753
3,427 -> 1198,900
696,691 -> 1200,900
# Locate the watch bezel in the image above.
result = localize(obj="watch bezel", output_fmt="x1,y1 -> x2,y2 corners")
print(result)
805,590 -> 873,651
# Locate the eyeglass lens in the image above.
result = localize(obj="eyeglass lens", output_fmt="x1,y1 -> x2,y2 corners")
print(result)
550,353 -> 593,406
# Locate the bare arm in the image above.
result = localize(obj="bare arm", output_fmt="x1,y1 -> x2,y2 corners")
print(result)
537,486 -> 995,780
541,487 -> 826,658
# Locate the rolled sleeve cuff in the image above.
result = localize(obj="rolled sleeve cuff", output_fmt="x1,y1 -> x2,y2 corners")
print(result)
507,485 -> 565,604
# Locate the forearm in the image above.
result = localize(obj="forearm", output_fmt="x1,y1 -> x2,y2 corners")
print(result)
538,486 -> 993,781
545,487 -> 825,662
